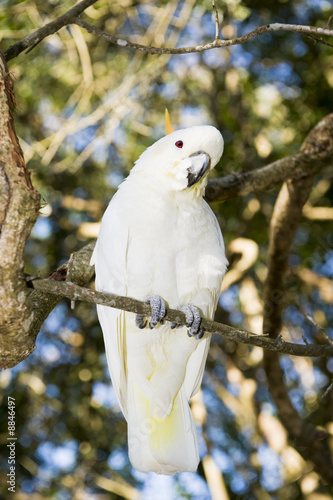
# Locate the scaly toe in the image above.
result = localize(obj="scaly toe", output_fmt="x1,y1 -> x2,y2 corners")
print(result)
144,295 -> 166,328
180,304 -> 202,337
135,314 -> 148,329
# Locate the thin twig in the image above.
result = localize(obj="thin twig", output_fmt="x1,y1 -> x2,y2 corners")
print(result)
72,19 -> 333,55
4,0 -> 98,61
29,278 -> 333,358
322,380 -> 333,399
211,0 -> 220,40
303,32 -> 333,48
4,14 -> 333,61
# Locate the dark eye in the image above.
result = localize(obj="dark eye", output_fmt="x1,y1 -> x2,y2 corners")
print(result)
175,140 -> 183,148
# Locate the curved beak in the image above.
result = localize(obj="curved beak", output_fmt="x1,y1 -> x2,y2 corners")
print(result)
187,151 -> 211,187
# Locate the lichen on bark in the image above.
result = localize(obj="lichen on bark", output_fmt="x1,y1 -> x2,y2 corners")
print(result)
0,53 -> 41,368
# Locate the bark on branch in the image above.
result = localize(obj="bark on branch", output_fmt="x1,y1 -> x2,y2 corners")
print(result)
0,53 -> 41,368
2,112 -> 331,369
29,277 -> 333,358
262,138 -> 333,481
3,1 -> 333,62
4,0 -> 98,62
206,113 -> 333,202
73,18 -> 333,54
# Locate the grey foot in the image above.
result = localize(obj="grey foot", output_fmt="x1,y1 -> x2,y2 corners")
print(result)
172,304 -> 204,340
135,295 -> 166,329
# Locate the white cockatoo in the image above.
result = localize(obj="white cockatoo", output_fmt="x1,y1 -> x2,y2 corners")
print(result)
91,111 -> 228,475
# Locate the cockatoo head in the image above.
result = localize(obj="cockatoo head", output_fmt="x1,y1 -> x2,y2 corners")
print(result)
133,116 -> 224,196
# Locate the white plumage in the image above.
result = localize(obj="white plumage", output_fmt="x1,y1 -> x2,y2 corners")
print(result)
91,123 -> 228,474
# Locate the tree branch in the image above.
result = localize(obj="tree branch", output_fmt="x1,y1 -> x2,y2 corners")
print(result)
10,112 -> 330,370
211,0 -> 221,41
262,150 -> 333,479
4,0 -> 98,62
0,53 -> 41,369
28,278 -> 333,358
73,18 -> 333,55
4,5 -> 333,63
206,113 -> 333,202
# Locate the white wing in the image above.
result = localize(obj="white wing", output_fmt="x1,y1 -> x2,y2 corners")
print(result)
92,193 -> 129,417
181,202 -> 228,400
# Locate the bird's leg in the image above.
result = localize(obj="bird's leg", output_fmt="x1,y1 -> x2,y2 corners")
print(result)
171,304 -> 204,340
135,295 -> 166,329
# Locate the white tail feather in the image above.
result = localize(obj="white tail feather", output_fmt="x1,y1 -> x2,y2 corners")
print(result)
127,379 -> 199,474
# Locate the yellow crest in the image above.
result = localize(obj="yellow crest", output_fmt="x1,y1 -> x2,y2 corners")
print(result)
165,109 -> 175,135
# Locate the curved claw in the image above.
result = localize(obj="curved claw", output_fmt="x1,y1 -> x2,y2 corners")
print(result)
180,304 -> 202,338
135,295 -> 166,330
135,315 -> 147,329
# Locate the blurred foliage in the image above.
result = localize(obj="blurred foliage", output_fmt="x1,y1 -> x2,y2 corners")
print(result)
1,0 -> 333,498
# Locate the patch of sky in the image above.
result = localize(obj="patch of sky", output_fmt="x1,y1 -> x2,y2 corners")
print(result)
73,187 -> 88,199
230,472 -> 250,494
292,3 -> 311,23
313,0 -> 333,11
219,285 -> 239,312
136,4 -> 152,30
41,403 -> 61,419
19,433 -> 33,448
31,217 -> 53,240
288,387 -> 305,413
197,428 -> 208,457
37,440 -> 78,472
229,310 -> 244,325
92,381 -> 119,409
239,18 -> 261,37
111,123 -> 127,148
206,425 -> 229,448
284,305 -> 305,328
69,125 -> 97,153
167,52 -> 200,74
65,316 -> 80,332
212,364 -> 227,382
179,105 -> 210,127
67,211 -> 85,227
31,254 -> 48,270
173,0 -> 186,19
40,342 -> 61,364
56,491 -> 72,500
241,423 -> 256,441
107,170 -> 125,189
178,472 -> 211,500
289,253 -> 301,266
36,336 -> 75,368
203,46 -> 230,69
257,444 -> 283,491
212,448 -> 234,473
21,479 -> 34,494
202,383 -> 223,413
108,448 -> 128,470
327,358 -> 333,373
291,39 -> 308,57
253,61 -> 301,86
139,474 -> 178,500
90,137 -> 110,164
157,80 -> 179,100
280,356 -> 300,382
230,46 -> 254,70
313,366 -> 329,390
276,82 -> 301,99
45,384 -> 60,398
319,250 -> 333,278
42,304 -> 66,335
226,381 -> 240,397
